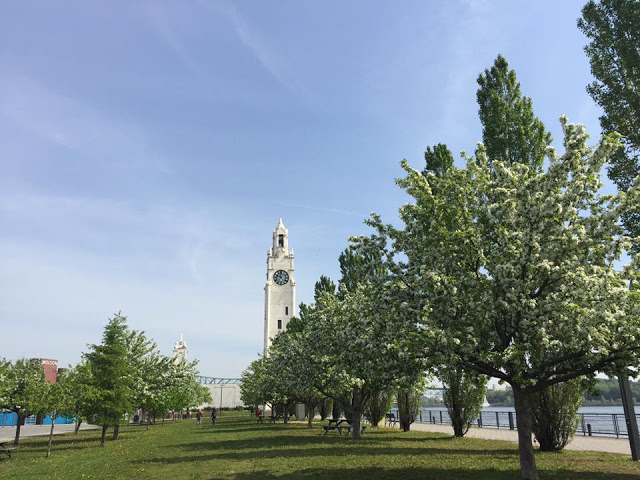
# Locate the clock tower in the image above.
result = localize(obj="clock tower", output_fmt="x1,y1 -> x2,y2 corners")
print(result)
264,218 -> 296,354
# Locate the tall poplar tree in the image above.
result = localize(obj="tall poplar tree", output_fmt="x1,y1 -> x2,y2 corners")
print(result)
478,55 -> 587,451
477,55 -> 551,169
578,0 -> 640,240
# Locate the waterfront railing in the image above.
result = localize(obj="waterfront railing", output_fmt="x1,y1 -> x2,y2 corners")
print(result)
391,408 -> 640,438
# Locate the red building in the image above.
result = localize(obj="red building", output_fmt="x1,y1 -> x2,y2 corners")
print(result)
38,358 -> 58,383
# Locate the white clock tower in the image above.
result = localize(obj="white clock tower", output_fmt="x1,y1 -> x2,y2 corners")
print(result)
264,218 -> 296,354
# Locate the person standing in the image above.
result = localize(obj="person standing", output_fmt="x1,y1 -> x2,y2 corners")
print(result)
211,407 -> 217,425
196,409 -> 203,426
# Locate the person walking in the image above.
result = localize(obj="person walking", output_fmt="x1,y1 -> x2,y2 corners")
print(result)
196,409 -> 203,426
211,407 -> 217,425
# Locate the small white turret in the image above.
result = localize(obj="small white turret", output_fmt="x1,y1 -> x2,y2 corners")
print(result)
173,333 -> 188,364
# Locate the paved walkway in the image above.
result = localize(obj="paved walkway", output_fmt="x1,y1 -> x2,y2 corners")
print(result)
408,422 -> 634,455
0,424 -> 98,443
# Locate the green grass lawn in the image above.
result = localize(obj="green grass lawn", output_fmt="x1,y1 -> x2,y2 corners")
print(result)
2,412 -> 640,480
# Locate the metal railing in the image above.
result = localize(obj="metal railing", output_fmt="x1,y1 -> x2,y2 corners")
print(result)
196,376 -> 242,385
391,408 -> 640,438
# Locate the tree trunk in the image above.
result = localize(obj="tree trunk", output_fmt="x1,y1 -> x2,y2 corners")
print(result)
332,400 -> 341,420
351,389 -> 364,439
75,420 -> 82,434
451,401 -> 464,437
100,425 -> 108,446
112,423 -> 120,440
46,415 -> 55,458
307,405 -> 315,428
513,386 -> 539,480
14,414 -> 23,446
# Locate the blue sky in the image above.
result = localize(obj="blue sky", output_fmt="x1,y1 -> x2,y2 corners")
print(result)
0,1 -> 603,377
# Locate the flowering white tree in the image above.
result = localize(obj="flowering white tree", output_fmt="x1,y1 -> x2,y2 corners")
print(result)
268,326 -> 326,427
303,246 -> 425,439
390,118 -> 640,480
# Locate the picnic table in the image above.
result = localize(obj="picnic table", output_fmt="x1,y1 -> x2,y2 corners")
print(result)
0,441 -> 16,459
256,414 -> 286,424
323,419 -> 366,436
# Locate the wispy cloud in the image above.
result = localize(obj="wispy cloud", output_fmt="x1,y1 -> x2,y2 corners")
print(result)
199,0 -> 320,109
142,4 -> 201,74
0,76 -> 170,173
276,201 -> 368,219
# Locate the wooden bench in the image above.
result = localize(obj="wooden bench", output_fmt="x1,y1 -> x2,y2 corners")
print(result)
0,442 -> 16,459
385,413 -> 397,427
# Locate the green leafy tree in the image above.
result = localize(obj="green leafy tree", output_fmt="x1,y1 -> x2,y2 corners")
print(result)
164,360 -> 211,417
317,397 -> 332,420
126,330 -> 175,428
530,378 -> 586,452
423,143 -> 454,179
337,246 -> 384,299
397,377 -> 426,432
0,359 -> 46,446
40,373 -> 74,458
314,275 -> 336,299
63,362 -> 95,434
240,357 -> 271,412
486,388 -> 514,406
365,389 -> 394,427
441,366 -> 488,437
390,118 -> 640,480
579,0 -> 640,240
83,313 -> 134,446
477,55 -> 551,170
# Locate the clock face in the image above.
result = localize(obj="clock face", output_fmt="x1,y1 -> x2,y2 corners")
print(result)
273,270 -> 289,285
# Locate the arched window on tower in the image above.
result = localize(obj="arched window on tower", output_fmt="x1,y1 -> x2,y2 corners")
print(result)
277,319 -> 282,329
278,234 -> 284,247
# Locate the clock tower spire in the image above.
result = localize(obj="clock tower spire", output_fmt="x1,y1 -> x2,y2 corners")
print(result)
264,218 -> 296,354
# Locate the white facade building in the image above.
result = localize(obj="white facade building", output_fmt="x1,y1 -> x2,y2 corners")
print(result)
197,378 -> 243,409
263,218 -> 296,354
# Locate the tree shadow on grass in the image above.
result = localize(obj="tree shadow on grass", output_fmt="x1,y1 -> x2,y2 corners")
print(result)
177,433 -> 487,454
224,466 -> 640,480
136,445 -> 519,466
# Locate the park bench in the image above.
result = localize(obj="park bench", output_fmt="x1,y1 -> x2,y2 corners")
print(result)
0,442 -> 16,459
385,413 -> 397,427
